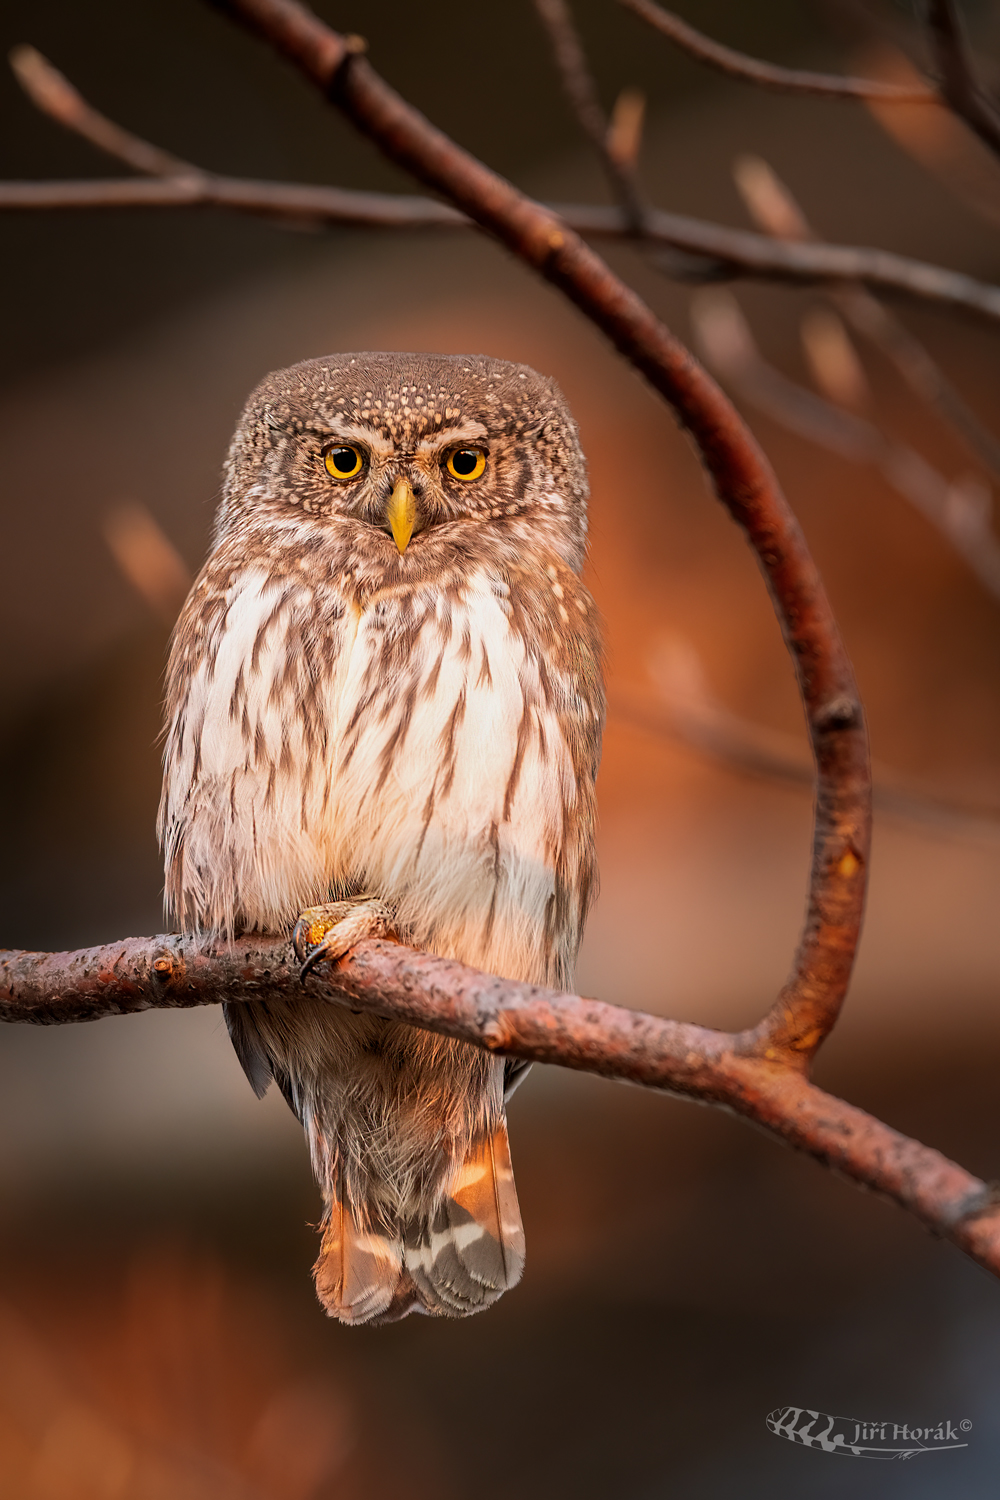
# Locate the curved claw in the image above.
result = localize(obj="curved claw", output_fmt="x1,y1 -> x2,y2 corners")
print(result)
292,899 -> 397,984
298,935 -> 337,984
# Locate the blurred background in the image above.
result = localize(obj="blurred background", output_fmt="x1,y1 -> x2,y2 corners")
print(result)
2,0 -> 1000,1494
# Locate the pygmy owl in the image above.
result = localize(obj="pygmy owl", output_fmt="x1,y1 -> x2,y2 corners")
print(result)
159,352 -> 604,1323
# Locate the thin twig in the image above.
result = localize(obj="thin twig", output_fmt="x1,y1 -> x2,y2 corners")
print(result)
210,0 -> 872,1067
691,288 -> 1000,604
3,934 -> 1000,1279
925,0 -> 1000,160
9,45 -> 195,176
611,642 -> 1000,844
9,50 -> 1000,326
734,154 -> 1000,480
620,0 -> 940,102
532,0 -> 646,232
4,175 -> 1000,326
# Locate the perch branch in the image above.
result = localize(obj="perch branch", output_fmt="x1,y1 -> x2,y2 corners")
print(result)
925,0 -> 1000,160
619,0 -> 940,102
8,50 -> 1000,325
209,0 -> 871,1064
3,934 -> 1000,1278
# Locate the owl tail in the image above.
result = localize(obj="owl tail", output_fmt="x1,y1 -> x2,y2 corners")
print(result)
312,1121 -> 525,1325
404,1120 -> 526,1316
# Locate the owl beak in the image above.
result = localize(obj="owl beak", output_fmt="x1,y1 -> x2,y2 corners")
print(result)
386,477 -> 417,554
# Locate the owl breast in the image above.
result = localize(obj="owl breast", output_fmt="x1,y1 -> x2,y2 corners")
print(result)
161,563 -> 587,987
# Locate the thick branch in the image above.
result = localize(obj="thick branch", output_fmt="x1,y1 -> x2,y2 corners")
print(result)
925,0 -> 1000,160
620,0 -> 940,102
3,934 -> 999,1277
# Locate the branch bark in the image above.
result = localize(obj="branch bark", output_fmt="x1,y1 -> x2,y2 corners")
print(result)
5,174 -> 1000,325
3,934 -> 1000,1277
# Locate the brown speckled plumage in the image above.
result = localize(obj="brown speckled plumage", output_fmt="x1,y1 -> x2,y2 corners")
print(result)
160,352 -> 604,1322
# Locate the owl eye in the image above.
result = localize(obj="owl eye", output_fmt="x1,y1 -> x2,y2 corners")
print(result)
446,447 -> 487,482
323,443 -> 366,480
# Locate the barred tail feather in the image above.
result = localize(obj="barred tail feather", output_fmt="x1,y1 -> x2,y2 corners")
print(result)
313,1173 -> 411,1325
404,1121 -> 525,1315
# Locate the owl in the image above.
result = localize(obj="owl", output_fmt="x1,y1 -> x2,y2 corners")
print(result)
159,352 -> 604,1324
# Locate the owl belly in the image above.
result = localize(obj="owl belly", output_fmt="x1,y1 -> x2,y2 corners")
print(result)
323,574 -> 578,986
164,568 -> 581,987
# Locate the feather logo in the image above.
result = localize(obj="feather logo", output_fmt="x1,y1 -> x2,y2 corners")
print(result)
766,1406 -> 971,1460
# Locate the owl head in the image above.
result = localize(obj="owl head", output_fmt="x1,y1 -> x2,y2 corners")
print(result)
216,351 -> 590,573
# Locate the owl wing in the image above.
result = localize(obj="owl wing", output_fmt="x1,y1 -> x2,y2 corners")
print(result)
159,543 -> 360,938
505,554 -> 606,982
223,1000 -> 298,1105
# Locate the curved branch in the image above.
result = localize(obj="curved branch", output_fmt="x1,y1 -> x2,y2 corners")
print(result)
3,934 -> 999,1276
210,0 -> 871,1067
619,0 -> 940,103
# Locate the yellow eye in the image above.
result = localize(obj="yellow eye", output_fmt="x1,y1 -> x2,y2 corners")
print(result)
446,447 -> 487,482
324,443 -> 365,480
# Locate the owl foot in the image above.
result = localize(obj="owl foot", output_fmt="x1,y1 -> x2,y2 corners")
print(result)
293,898 -> 397,982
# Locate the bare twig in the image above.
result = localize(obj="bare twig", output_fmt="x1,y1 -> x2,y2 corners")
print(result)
8,50 -> 1000,326
611,641 -> 1000,844
734,154 -> 1000,479
9,45 -> 195,176
3,933 -> 1000,1279
9,51 -> 1000,327
532,0 -> 646,232
619,0 -> 940,102
692,288 -> 1000,603
924,0 -> 1000,160
5,175 -> 1000,330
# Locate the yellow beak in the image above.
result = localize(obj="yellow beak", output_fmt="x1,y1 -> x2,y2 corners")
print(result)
386,477 -> 417,554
